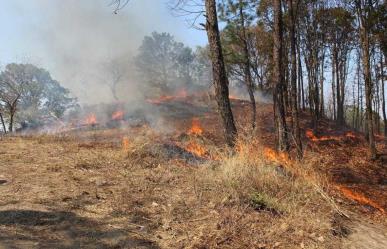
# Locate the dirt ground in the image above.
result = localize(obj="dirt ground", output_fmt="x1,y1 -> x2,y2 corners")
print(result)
0,99 -> 386,248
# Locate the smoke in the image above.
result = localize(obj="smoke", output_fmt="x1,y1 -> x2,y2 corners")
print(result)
4,0 -> 204,105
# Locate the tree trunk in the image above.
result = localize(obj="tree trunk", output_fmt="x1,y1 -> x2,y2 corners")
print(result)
0,113 -> 6,133
287,0 -> 302,158
355,54 -> 361,130
296,23 -> 305,111
357,1 -> 377,158
332,51 -> 337,121
381,54 -> 387,137
9,111 -> 14,132
319,51 -> 325,117
273,0 -> 289,152
205,0 -> 237,146
239,0 -> 256,129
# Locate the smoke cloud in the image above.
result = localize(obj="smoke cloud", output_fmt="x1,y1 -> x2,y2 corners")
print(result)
1,0 -> 206,104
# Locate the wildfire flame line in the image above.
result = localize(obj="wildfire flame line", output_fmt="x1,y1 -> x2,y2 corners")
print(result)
335,185 -> 385,213
263,147 -> 384,213
146,89 -> 188,104
306,130 -> 357,142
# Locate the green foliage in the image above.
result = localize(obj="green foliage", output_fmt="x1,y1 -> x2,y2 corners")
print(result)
135,32 -> 195,93
0,63 -> 77,129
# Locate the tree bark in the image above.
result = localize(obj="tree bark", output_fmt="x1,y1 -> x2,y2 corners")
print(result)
287,0 -> 302,158
357,0 -> 377,158
8,110 -> 14,132
205,0 -> 237,146
273,0 -> 289,152
332,52 -> 337,121
0,113 -> 6,133
381,54 -> 387,137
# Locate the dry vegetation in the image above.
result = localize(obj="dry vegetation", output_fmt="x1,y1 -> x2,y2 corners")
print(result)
0,100 -> 386,249
0,130 -> 359,248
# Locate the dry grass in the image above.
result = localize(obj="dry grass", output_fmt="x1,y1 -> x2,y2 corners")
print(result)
0,130 -> 347,248
187,135 -> 342,248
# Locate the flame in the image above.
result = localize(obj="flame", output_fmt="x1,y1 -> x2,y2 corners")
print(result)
146,89 -> 188,104
84,114 -> 97,125
112,110 -> 124,120
335,185 -> 385,213
186,141 -> 207,157
345,131 -> 356,138
122,136 -> 130,151
306,130 -> 357,142
187,118 -> 203,136
229,95 -> 239,100
263,148 -> 291,166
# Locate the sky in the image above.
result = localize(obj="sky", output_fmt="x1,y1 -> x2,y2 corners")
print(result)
0,0 -> 208,103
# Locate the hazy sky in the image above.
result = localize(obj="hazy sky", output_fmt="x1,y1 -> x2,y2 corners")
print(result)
0,0 -> 208,103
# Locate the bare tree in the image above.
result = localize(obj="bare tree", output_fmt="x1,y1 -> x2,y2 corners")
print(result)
273,0 -> 289,152
102,57 -> 127,101
355,0 -> 377,159
287,0 -> 302,158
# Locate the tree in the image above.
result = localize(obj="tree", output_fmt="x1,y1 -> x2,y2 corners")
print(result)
219,0 -> 257,129
287,0 -> 303,158
355,0 -> 377,158
135,32 -> 195,94
101,57 -> 128,101
325,6 -> 355,126
0,109 -> 6,133
273,0 -> 289,151
0,63 -> 76,131
0,64 -> 29,132
205,0 -> 237,146
298,0 -> 326,130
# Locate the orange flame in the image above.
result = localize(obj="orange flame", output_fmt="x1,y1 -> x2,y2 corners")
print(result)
112,110 -> 124,120
335,185 -> 385,213
305,130 -> 336,141
263,148 -> 291,166
146,89 -> 188,104
187,118 -> 203,136
186,141 -> 207,157
345,131 -> 356,138
122,136 -> 130,151
306,130 -> 357,142
84,114 -> 97,125
229,95 -> 239,100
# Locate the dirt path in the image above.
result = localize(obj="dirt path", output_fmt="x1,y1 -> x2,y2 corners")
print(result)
341,214 -> 387,249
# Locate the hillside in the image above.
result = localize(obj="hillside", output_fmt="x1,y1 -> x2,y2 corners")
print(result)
0,96 -> 386,249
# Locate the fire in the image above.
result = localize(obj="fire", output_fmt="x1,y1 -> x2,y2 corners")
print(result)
306,130 -> 357,142
305,130 -> 335,141
229,95 -> 239,100
84,114 -> 97,125
186,141 -> 207,157
335,185 -> 385,213
187,118 -> 203,136
112,110 -> 124,121
263,148 -> 291,166
146,89 -> 188,104
345,131 -> 356,138
122,136 -> 130,151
